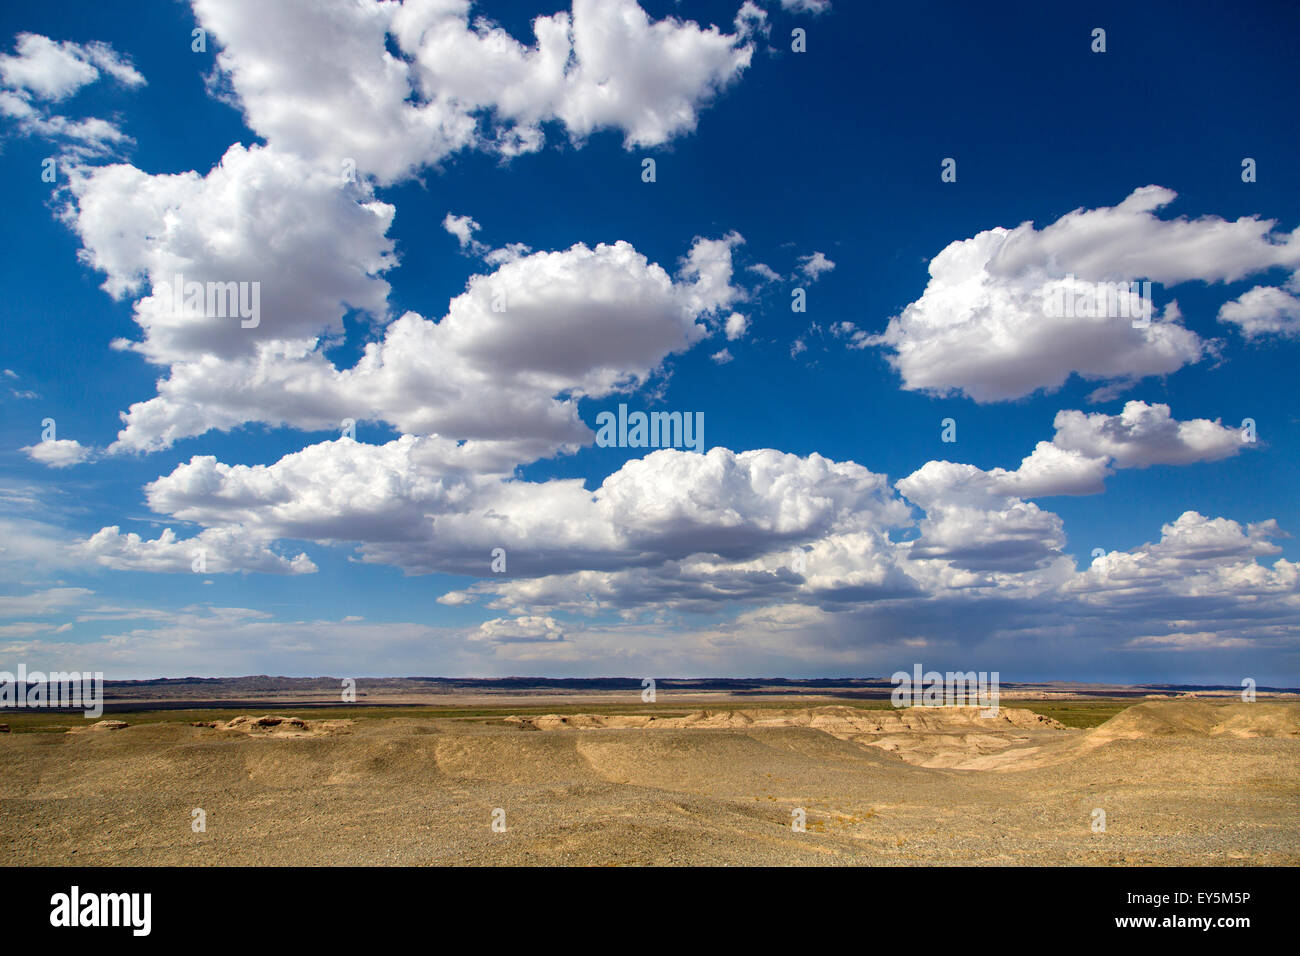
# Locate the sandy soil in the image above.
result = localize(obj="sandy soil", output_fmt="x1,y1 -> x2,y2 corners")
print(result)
2,700 -> 1296,866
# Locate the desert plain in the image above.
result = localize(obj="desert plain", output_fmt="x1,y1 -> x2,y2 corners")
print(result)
1,682 -> 1297,866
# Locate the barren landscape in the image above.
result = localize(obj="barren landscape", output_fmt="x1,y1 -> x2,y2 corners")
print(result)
3,694 -> 1297,866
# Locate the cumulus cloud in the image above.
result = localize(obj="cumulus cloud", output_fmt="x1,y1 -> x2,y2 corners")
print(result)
193,0 -> 758,183
48,3 -> 761,462
0,33 -> 144,157
70,190 -> 741,455
474,615 -> 565,643
76,525 -> 316,575
0,33 -> 143,101
28,413 -> 1294,676
1218,281 -> 1300,340
141,442 -> 911,578
797,251 -> 835,281
868,186 -> 1300,402
1051,401 -> 1247,469
724,312 -> 749,340
40,384 -> 1275,658
895,459 -> 1070,574
896,401 -> 1250,511
63,143 -> 397,367
1072,511 -> 1294,606
676,231 -> 746,318
436,481 -> 1297,678
886,401 -> 1254,578
442,212 -> 483,251
61,133 -> 745,457
59,123 -> 753,456
21,438 -> 94,468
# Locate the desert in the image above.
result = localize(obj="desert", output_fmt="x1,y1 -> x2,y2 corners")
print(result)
3,689 -> 1296,867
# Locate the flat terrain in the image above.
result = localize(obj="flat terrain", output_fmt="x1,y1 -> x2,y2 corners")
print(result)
2,698 -> 1296,866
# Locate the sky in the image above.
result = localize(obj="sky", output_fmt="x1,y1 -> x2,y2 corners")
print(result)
1,0 -> 1298,683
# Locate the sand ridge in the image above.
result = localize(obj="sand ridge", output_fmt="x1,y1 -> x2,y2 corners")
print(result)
201,714 -> 356,737
506,701 -> 1300,770
507,704 -> 1068,769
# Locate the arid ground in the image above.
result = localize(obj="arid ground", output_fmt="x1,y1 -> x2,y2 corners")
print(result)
2,692 -> 1297,866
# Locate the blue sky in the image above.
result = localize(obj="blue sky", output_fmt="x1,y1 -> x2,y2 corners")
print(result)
1,0 -> 1298,683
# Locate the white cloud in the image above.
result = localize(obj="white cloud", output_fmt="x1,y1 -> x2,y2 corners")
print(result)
474,615 -> 565,643
442,212 -> 482,250
194,0 -> 758,183
723,312 -> 749,340
1072,511 -> 1294,605
831,320 -> 870,348
64,143 -> 397,367
734,3 -> 770,39
987,186 -> 1300,285
869,186 -> 1300,402
140,442 -> 910,580
77,525 -> 317,575
1051,401 -> 1246,468
886,401 -> 1256,577
746,262 -> 782,283
14,418 -> 1291,677
0,34 -> 143,158
21,438 -> 94,468
0,94 -> 133,156
68,179 -> 740,456
779,0 -> 832,13
119,390 -> 1271,649
895,401 -> 1250,510
711,348 -> 734,364
989,442 -> 1114,498
1218,282 -> 1300,340
0,33 -> 143,101
677,231 -> 746,318
895,459 -> 1070,574
797,250 -> 835,281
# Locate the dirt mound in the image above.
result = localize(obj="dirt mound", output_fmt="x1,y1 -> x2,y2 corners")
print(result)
509,705 -> 1063,735
506,705 -> 1067,768
66,719 -> 129,734
211,715 -> 354,737
1086,700 -> 1300,745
